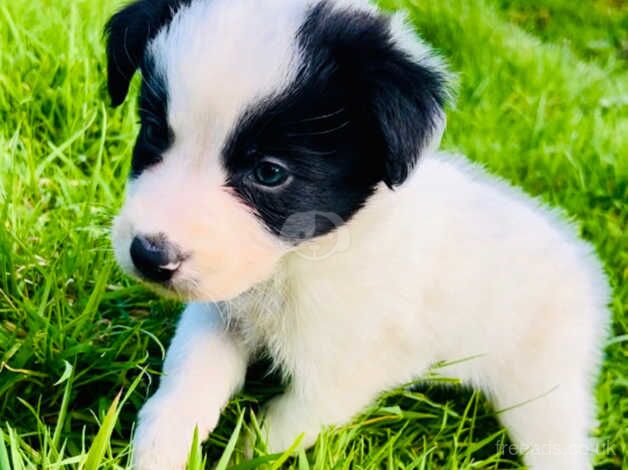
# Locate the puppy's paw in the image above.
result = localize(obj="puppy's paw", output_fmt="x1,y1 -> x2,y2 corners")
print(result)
132,392 -> 219,470
261,398 -> 318,455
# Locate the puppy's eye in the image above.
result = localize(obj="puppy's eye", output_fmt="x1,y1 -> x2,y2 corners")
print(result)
253,160 -> 289,187
143,122 -> 161,145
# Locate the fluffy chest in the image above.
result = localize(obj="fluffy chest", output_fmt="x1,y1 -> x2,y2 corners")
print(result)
223,260 -> 426,382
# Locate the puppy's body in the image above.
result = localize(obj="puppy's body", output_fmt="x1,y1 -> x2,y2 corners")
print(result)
134,152 -> 609,469
103,0 -> 610,468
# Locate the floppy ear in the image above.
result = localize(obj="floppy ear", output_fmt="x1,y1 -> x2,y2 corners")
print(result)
368,43 -> 448,187
301,4 -> 448,187
105,0 -> 188,107
356,15 -> 448,188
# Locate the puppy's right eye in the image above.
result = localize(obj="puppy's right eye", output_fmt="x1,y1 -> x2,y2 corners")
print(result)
131,121 -> 172,177
144,122 -> 158,144
142,121 -> 168,148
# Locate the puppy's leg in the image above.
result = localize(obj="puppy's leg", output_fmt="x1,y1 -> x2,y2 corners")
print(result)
492,377 -> 594,469
485,344 -> 599,469
133,303 -> 248,470
260,369 -> 398,454
261,389 -> 356,453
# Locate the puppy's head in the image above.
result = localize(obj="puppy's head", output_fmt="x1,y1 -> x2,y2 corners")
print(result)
106,0 -> 447,301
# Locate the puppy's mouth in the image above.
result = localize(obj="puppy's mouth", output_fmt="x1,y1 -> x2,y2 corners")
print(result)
159,261 -> 183,271
132,269 -> 198,300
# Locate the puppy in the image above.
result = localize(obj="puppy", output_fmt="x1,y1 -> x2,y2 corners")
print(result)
105,0 -> 610,468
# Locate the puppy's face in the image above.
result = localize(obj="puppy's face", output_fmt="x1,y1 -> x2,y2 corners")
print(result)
106,0 -> 446,301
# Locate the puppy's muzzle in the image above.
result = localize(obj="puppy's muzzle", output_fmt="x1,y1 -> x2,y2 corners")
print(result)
130,234 -> 183,283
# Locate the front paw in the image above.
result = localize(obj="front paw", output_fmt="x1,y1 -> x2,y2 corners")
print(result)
260,398 -> 319,454
132,392 -> 219,470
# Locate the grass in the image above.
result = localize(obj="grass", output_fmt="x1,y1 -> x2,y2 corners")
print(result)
0,0 -> 626,468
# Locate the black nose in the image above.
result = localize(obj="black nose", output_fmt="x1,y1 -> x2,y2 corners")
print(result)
130,235 -> 181,283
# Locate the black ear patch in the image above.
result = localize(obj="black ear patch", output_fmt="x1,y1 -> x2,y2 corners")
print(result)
105,0 -> 191,107
300,2 -> 448,187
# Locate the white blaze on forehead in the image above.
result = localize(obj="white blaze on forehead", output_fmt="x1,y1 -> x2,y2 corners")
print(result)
148,0 -> 314,150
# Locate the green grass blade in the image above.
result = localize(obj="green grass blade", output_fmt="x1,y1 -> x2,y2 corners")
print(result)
297,448 -> 310,470
52,361 -> 74,450
227,454 -> 283,470
215,410 -> 245,470
270,434 -> 304,470
0,429 -> 11,470
186,426 -> 203,470
82,391 -> 121,470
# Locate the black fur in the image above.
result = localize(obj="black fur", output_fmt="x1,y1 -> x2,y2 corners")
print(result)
105,0 -> 182,176
223,1 -> 446,241
131,57 -> 173,177
105,0 -> 191,107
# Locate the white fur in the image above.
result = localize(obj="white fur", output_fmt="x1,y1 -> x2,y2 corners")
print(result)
116,1 -> 610,469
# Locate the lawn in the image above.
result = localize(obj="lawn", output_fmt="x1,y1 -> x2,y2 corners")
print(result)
0,0 -> 626,468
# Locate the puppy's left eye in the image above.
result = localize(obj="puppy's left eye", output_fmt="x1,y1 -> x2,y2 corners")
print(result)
253,160 -> 290,187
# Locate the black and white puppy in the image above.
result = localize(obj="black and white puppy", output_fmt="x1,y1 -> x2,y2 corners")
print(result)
105,0 -> 609,468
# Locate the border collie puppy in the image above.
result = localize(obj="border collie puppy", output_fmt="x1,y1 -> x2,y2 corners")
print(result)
105,0 -> 609,468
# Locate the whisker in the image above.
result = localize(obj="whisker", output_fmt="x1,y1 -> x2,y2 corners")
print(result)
285,120 -> 350,137
137,88 -> 167,121
141,76 -> 165,106
136,107 -> 162,126
264,145 -> 337,157
296,107 -> 346,124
